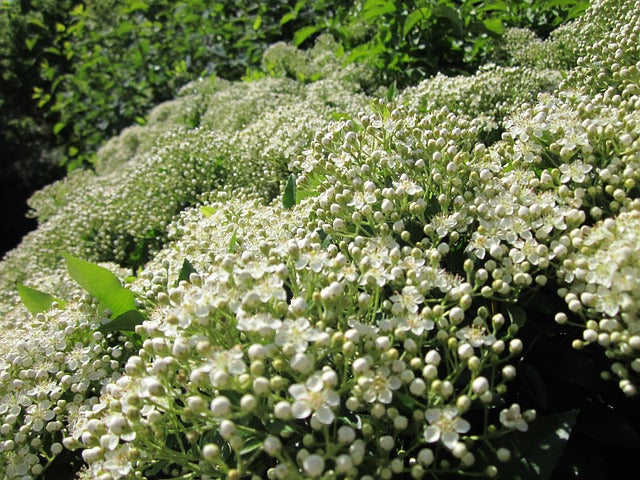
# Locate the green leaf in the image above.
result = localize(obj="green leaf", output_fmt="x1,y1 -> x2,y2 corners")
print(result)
201,205 -> 217,218
98,309 -> 145,333
483,17 -> 504,34
17,284 -> 66,314
25,37 -> 37,51
321,233 -> 332,249
229,232 -> 238,253
63,253 -> 137,318
177,258 -> 198,284
280,11 -> 297,26
494,410 -> 579,480
575,403 -> 640,447
293,25 -> 319,46
124,2 -> 149,14
362,0 -> 396,20
283,174 -> 296,209
432,5 -> 463,34
240,438 -> 262,456
521,364 -> 548,410
403,7 -> 432,37
53,122 -> 65,135
296,172 -> 325,203
386,80 -> 397,102
252,15 -> 262,31
505,304 -> 527,327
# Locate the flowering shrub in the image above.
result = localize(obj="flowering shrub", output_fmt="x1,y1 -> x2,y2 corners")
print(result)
1,0 -> 640,478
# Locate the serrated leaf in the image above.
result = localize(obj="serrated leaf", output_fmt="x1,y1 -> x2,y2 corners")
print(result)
177,258 -> 198,284
98,309 -> 145,333
63,253 -> 137,318
283,174 -> 296,209
293,25 -> 319,46
17,284 -> 66,314
493,410 -> 579,480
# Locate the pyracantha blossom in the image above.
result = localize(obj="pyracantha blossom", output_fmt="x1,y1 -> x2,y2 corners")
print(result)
289,374 -> 340,424
424,407 -> 471,449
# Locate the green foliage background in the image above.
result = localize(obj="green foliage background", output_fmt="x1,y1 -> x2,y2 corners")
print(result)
2,0 -> 588,174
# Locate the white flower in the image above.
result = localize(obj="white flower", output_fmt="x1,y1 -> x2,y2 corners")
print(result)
275,318 -> 320,353
456,325 -> 496,347
499,403 -> 528,432
289,374 -> 340,425
424,406 -> 471,449
394,311 -> 434,337
359,367 -> 402,404
390,286 -> 424,314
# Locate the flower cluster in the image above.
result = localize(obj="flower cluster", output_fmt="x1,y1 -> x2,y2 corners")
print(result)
0,299 -> 134,478
557,211 -> 640,395
0,37 -> 370,315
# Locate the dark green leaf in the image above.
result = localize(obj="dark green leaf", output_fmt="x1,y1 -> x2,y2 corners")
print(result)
98,309 -> 145,333
432,5 -> 463,34
283,174 -> 296,209
240,438 -> 262,456
321,233 -> 332,249
63,253 -> 137,318
494,410 -> 579,480
177,258 -> 198,284
17,284 -> 66,314
403,7 -> 432,37
266,419 -> 297,436
521,364 -> 548,410
505,304 -> 527,327
576,403 -> 640,447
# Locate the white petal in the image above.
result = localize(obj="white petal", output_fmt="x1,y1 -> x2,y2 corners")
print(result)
306,375 -> 324,392
314,405 -> 335,425
288,384 -> 307,400
455,418 -> 471,434
425,409 -> 441,423
424,426 -> 440,443
291,400 -> 311,419
441,431 -> 459,449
